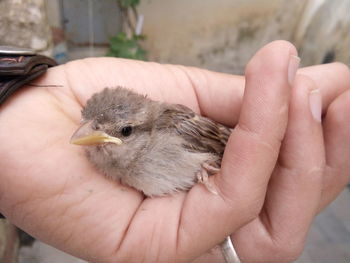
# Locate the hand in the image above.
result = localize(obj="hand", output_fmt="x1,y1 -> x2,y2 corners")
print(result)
0,41 -> 348,263
224,63 -> 350,263
193,53 -> 350,263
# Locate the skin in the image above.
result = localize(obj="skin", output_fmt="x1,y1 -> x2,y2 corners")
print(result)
0,41 -> 349,263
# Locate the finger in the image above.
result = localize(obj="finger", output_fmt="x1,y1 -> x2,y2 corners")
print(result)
319,89 -> 350,208
267,75 -> 324,239
194,62 -> 350,126
176,40 -> 297,261
299,62 -> 350,112
233,74 -> 325,263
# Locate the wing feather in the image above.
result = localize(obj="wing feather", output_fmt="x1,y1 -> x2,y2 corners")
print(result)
156,104 -> 232,161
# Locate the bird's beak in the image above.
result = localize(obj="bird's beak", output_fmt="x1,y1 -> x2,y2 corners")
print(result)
70,121 -> 122,146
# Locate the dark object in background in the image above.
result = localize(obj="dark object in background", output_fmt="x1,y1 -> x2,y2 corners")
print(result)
17,228 -> 36,247
322,50 -> 335,64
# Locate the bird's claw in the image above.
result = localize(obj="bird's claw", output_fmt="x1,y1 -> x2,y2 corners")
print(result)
197,164 -> 219,195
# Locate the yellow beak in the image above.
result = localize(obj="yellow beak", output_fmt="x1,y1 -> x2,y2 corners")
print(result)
70,121 -> 122,146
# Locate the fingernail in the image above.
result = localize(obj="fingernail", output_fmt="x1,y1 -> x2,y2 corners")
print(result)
288,55 -> 300,85
309,89 -> 322,122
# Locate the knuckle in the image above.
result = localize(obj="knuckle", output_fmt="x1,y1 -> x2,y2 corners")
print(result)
278,244 -> 304,262
278,160 -> 324,180
294,74 -> 317,93
265,239 -> 305,263
236,123 -> 281,156
332,62 -> 350,77
327,93 -> 350,128
218,185 -> 262,224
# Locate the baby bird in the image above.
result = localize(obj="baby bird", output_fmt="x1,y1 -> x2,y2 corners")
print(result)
71,87 -> 231,197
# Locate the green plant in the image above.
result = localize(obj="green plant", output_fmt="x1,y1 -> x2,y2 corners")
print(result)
107,0 -> 147,60
107,32 -> 146,60
118,0 -> 140,8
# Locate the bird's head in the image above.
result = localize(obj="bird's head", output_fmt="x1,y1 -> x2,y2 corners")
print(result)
70,87 -> 159,170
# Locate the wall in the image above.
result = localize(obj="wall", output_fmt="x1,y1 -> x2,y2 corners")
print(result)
298,0 -> 350,66
138,0 -> 350,73
139,0 -> 306,73
2,0 -> 350,73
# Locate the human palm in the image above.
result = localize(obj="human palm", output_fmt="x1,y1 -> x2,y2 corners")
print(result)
0,56 -> 251,262
0,41 -> 350,263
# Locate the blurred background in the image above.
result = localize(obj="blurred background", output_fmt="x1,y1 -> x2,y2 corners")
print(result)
1,0 -> 350,71
0,0 -> 349,262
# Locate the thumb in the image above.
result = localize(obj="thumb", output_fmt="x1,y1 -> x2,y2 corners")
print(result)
177,40 -> 299,261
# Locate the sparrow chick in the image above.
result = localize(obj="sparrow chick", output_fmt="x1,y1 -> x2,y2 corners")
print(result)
71,87 -> 231,197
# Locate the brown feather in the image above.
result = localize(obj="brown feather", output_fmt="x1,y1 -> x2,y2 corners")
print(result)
155,104 -> 232,166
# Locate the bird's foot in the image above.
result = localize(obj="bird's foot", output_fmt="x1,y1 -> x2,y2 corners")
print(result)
202,162 -> 220,174
196,163 -> 219,195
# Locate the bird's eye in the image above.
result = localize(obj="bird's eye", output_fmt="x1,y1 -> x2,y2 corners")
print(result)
121,126 -> 133,137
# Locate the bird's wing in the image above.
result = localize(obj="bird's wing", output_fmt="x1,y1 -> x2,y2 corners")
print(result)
156,104 -> 232,159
